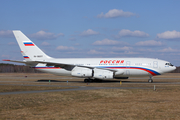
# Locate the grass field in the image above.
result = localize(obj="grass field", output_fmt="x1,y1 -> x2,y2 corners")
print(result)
0,73 -> 180,119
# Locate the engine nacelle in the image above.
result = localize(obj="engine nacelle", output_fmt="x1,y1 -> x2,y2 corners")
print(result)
71,66 -> 93,77
93,68 -> 114,79
115,70 -> 124,76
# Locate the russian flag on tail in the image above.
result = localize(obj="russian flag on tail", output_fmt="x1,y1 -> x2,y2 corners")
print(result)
23,56 -> 30,59
23,42 -> 34,46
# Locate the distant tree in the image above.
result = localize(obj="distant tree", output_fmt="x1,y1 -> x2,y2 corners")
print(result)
171,66 -> 180,73
0,63 -> 43,73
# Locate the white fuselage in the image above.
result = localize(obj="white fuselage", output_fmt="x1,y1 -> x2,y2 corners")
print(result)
33,57 -> 176,78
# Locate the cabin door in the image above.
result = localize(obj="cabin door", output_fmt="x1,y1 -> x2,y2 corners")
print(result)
153,61 -> 158,68
126,61 -> 131,67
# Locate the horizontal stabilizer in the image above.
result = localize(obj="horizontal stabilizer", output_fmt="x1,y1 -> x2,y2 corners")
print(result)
3,59 -> 27,64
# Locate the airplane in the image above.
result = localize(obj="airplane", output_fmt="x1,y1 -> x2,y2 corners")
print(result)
3,30 -> 176,83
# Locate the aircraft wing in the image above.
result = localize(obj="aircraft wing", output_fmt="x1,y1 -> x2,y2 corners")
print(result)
3,59 -> 118,72
34,60 -> 119,72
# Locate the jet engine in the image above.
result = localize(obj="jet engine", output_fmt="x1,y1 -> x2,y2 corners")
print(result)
115,69 -> 124,76
71,67 -> 125,80
93,68 -> 114,79
71,66 -> 93,77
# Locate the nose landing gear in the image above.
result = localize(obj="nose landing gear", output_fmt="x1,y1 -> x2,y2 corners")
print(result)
148,76 -> 153,83
148,79 -> 153,83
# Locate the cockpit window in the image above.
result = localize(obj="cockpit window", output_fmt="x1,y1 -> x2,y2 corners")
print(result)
165,63 -> 173,66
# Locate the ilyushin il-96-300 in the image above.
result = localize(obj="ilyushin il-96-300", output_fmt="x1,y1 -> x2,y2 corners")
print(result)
3,31 -> 176,83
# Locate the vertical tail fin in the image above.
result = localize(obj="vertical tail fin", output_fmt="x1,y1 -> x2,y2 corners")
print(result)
13,30 -> 51,61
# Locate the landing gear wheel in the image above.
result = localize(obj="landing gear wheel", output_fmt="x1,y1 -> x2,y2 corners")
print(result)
84,79 -> 88,83
89,79 -> 93,83
148,79 -> 153,83
84,79 -> 94,83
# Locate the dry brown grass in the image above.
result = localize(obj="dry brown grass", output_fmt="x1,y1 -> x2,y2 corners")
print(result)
1,88 -> 180,119
0,73 -> 180,119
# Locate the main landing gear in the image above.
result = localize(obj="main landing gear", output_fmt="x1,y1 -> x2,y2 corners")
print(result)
84,78 -> 102,83
148,76 -> 153,83
84,78 -> 93,83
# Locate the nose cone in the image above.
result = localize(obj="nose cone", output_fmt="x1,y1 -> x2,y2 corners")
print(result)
169,66 -> 176,72
173,66 -> 176,71
163,66 -> 176,73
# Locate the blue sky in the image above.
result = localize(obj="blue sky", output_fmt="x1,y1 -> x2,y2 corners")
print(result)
1,0 -> 180,66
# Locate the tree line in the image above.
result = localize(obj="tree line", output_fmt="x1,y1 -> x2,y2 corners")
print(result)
0,63 -> 179,73
171,66 -> 180,73
0,63 -> 42,73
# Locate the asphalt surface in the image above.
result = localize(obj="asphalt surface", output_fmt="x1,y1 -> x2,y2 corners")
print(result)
0,83 -> 151,95
0,77 -> 180,95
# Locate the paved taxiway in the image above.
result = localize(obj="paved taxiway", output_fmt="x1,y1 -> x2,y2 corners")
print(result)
1,77 -> 180,95
0,83 -> 151,95
1,72 -> 180,95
